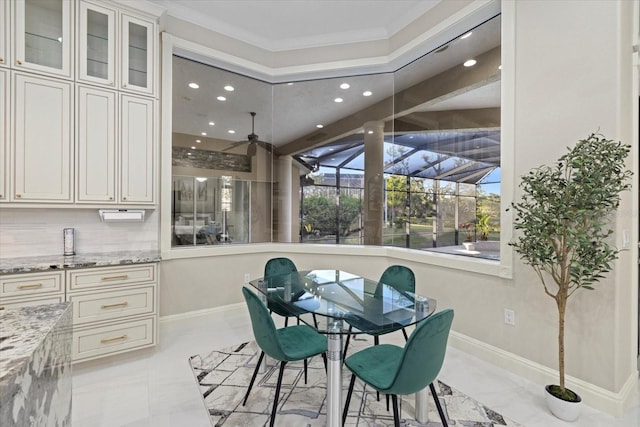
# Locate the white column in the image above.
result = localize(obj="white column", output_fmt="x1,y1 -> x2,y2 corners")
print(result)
277,155 -> 293,242
363,121 -> 385,245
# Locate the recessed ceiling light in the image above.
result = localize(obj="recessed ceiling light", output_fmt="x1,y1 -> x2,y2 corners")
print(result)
367,130 -> 374,134
191,146 -> 196,149
187,152 -> 192,155
208,121 -> 215,126
498,65 -> 502,70
328,148 -> 334,151
316,124 -> 324,128
287,82 -> 294,86
334,97 -> 343,103
224,85 -> 234,91
196,139 -> 201,143
217,96 -> 226,101
463,59 -> 477,67
362,91 -> 372,97
201,132 -> 207,136
228,130 -> 235,134
188,82 -> 199,89
460,31 -> 472,39
196,177 -> 207,182
340,83 -> 350,89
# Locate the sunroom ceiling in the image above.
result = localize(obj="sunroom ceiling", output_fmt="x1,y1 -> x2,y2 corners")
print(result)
296,128 -> 500,185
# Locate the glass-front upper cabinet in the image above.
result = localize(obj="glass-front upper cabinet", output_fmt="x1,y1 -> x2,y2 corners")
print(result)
14,0 -> 73,78
121,14 -> 155,95
78,1 -> 115,86
0,0 -> 9,68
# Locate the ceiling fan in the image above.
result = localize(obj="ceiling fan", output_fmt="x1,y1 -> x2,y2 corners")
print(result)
224,112 -> 274,157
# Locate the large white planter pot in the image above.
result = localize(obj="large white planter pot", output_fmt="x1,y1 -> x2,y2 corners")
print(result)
545,385 -> 582,421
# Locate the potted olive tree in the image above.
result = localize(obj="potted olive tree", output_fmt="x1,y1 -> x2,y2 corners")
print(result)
509,133 -> 632,421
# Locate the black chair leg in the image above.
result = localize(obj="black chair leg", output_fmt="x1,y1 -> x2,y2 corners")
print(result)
297,316 -> 300,325
303,358 -> 308,383
321,352 -> 327,372
374,335 -> 380,401
312,314 -> 319,328
270,361 -> 287,427
430,382 -> 448,427
284,317 -> 289,327
342,326 -> 353,360
391,394 -> 400,427
243,351 -> 265,405
386,394 -> 390,411
402,327 -> 409,341
342,374 -> 356,425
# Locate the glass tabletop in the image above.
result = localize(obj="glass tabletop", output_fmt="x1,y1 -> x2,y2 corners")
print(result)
249,269 -> 436,334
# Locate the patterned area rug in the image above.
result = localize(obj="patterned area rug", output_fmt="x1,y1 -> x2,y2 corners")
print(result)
189,338 -> 523,426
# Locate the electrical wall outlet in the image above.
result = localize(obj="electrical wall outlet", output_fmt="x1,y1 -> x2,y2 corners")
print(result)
504,309 -> 515,326
244,273 -> 251,283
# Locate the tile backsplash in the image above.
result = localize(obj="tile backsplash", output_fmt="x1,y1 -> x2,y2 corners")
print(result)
0,209 -> 159,258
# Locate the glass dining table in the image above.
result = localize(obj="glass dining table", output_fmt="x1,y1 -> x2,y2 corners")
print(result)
249,269 -> 437,427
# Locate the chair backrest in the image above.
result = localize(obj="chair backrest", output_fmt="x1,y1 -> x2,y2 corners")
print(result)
264,257 -> 297,278
241,287 -> 287,361
375,265 -> 415,297
385,309 -> 454,395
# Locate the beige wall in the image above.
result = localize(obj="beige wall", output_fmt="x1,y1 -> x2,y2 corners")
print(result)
158,0 -> 638,415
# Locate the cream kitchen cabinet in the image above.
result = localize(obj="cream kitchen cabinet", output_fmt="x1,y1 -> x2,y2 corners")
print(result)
0,0 -> 9,68
121,13 -> 155,96
0,69 -> 7,201
66,263 -> 158,362
77,0 -> 116,87
120,94 -> 154,204
12,72 -> 73,202
76,84 -> 116,203
13,0 -> 74,79
77,88 -> 155,204
0,271 -> 65,310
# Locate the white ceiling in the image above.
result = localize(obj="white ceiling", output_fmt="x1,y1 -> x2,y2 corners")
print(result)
160,0 -> 502,153
149,0 -> 441,52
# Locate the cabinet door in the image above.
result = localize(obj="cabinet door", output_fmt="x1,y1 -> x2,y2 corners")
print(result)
0,69 -> 7,201
0,0 -> 9,68
13,73 -> 72,202
78,1 -> 116,87
77,85 -> 116,203
13,0 -> 73,79
120,14 -> 154,95
120,94 -> 154,203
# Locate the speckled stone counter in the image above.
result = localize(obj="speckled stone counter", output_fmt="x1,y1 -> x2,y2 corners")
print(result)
0,303 -> 72,427
0,250 -> 161,275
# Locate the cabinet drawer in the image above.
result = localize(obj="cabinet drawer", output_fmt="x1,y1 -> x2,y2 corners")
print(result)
0,294 -> 65,310
0,272 -> 64,298
68,286 -> 155,325
67,264 -> 156,291
73,317 -> 155,362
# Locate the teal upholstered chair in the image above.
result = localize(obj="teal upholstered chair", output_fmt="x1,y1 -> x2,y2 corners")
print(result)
342,309 -> 454,427
342,265 -> 416,359
264,257 -> 306,327
241,287 -> 327,427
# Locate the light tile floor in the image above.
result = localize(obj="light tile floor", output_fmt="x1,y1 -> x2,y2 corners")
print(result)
72,305 -> 640,427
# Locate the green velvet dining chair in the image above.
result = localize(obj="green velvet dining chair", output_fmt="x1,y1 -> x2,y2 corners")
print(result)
241,286 -> 328,427
342,264 -> 416,359
342,308 -> 454,427
264,257 -> 306,327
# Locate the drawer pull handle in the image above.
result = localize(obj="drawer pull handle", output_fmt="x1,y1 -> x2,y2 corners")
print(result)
18,283 -> 43,289
101,301 -> 129,309
100,334 -> 128,344
101,275 -> 129,281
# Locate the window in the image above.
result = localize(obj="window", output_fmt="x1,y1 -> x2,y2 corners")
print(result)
168,15 -> 501,260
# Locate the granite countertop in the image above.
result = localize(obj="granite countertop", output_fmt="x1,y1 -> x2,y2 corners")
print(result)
0,303 -> 72,384
0,250 -> 161,275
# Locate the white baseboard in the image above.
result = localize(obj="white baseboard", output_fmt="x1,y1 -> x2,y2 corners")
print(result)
159,303 -> 246,323
449,331 -> 639,417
